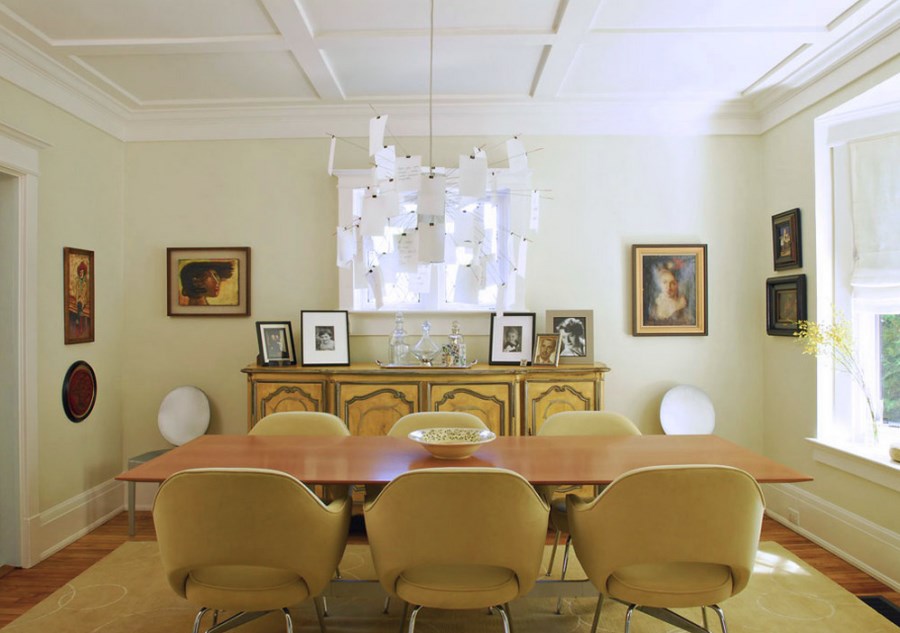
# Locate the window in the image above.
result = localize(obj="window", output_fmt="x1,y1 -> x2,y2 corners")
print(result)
816,78 -> 900,452
336,169 -> 531,312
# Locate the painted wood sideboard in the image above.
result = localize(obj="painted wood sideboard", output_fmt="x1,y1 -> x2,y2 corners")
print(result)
242,362 -> 610,436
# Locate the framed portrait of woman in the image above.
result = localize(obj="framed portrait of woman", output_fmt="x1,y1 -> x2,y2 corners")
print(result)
300,310 -> 350,366
545,310 -> 593,364
632,244 -> 707,336
167,247 -> 251,316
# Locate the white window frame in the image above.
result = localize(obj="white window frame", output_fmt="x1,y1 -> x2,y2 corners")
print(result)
810,83 -> 900,486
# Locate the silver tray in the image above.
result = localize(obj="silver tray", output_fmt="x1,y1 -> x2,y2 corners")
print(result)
376,360 -> 479,369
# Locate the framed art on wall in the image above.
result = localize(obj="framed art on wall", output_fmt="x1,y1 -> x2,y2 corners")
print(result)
301,310 -> 350,366
545,310 -> 593,364
633,244 -> 708,336
489,312 -> 535,365
766,275 -> 807,336
772,208 -> 802,270
167,247 -> 251,317
256,321 -> 296,366
62,360 -> 97,422
63,247 -> 94,344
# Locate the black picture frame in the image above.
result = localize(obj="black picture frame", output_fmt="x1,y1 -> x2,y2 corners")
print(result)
772,208 -> 802,270
300,310 -> 350,366
489,312 -> 536,365
766,275 -> 807,336
256,321 -> 296,366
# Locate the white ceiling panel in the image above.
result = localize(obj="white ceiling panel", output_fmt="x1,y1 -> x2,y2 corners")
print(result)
0,0 -> 276,40
326,41 -> 543,98
592,0 -> 856,29
82,51 -> 314,103
564,32 -> 805,96
301,0 -> 560,34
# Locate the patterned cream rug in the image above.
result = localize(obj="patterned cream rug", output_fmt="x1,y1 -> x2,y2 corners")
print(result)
2,541 -> 895,633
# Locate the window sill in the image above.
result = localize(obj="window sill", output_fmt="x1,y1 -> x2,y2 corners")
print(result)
806,437 -> 900,492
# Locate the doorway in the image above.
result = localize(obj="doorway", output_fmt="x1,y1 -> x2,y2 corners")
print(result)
0,171 -> 19,567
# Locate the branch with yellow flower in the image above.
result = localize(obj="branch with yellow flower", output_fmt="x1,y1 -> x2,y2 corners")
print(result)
794,315 -> 879,441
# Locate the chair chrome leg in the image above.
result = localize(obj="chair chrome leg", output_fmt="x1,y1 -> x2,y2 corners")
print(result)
590,594 -> 604,633
701,606 -> 708,630
624,604 -> 637,633
212,610 -> 219,626
383,596 -> 392,613
495,603 -> 512,633
407,605 -> 424,633
555,533 -> 572,614
282,607 -> 294,633
191,607 -> 209,633
313,597 -> 327,633
710,604 -> 727,633
546,528 -> 561,576
321,597 -> 328,617
503,602 -> 515,633
398,602 -> 409,633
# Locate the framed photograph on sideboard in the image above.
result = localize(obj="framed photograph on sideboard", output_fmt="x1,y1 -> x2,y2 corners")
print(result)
545,310 -> 593,364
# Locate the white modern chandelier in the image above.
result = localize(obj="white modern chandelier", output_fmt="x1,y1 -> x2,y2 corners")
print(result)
329,0 -> 543,311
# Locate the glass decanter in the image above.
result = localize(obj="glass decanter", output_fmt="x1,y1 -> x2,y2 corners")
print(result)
411,320 -> 441,366
387,312 -> 410,365
445,320 -> 467,367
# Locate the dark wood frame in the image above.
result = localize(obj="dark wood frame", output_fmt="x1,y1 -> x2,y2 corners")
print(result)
256,321 -> 296,366
62,360 -> 97,423
766,274 -> 807,336
63,247 -> 95,344
632,244 -> 708,336
772,208 -> 802,270
545,310 -> 593,364
300,310 -> 350,366
532,333 -> 561,366
489,312 -> 536,365
167,247 -> 251,317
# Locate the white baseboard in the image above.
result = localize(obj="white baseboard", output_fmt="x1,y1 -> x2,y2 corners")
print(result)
24,479 -> 125,566
764,482 -> 900,592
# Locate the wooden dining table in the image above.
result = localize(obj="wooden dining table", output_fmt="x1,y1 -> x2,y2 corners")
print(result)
117,432 -> 811,485
117,433 -> 810,633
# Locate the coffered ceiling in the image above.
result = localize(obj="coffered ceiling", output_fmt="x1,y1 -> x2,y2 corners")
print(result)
0,0 -> 897,139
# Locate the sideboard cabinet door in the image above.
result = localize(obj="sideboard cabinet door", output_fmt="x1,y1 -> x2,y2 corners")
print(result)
252,380 -> 327,428
336,382 -> 420,436
426,380 -> 515,436
523,378 -> 604,436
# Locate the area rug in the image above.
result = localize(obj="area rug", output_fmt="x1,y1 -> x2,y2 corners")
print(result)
2,542 -> 896,633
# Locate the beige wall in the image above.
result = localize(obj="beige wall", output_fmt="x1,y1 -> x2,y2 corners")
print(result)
761,56 -> 900,533
0,78 -> 126,511
120,134 -> 765,458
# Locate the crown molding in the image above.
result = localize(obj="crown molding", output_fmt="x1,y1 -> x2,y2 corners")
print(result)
0,14 -> 896,143
0,27 -> 128,139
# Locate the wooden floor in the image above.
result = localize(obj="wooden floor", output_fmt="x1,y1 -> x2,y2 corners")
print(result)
0,512 -> 897,628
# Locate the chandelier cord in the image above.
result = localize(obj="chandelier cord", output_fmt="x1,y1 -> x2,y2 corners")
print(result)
428,0 -> 434,174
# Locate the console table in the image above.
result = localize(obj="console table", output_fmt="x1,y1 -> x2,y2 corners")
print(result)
242,362 -> 610,436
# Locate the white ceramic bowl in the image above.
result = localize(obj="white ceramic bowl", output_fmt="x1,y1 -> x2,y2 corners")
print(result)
408,427 -> 497,460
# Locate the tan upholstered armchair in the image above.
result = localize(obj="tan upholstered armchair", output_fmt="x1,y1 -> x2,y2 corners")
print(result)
567,464 -> 765,633
536,410 -> 641,612
364,467 -> 549,633
152,468 -> 351,633
249,411 -> 350,437
387,411 -> 488,437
